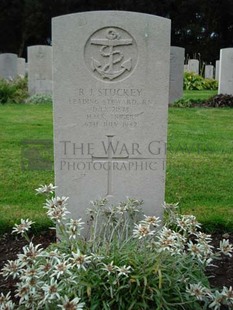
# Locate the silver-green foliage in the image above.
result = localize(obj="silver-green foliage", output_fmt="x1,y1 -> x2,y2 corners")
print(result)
26,93 -> 52,104
0,185 -> 232,310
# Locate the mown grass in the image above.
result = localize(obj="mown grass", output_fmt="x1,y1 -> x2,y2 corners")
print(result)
0,91 -> 232,233
0,104 -> 54,233
166,108 -> 233,232
183,90 -> 217,100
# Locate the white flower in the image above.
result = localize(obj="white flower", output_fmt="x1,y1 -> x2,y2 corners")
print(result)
12,219 -> 34,235
0,292 -> 11,304
0,299 -> 15,309
1,260 -> 21,279
101,261 -> 117,275
187,241 -> 204,259
58,296 -> 85,310
163,202 -> 179,210
222,286 -> 233,300
177,215 -> 201,233
35,183 -> 57,194
44,196 -> 70,222
42,277 -> 61,301
195,232 -> 212,243
17,242 -> 43,265
186,282 -> 209,301
218,239 -> 233,257
70,250 -> 91,271
44,196 -> 69,210
38,259 -> 53,274
133,223 -> 155,239
116,265 -> 132,278
52,260 -> 72,279
65,219 -> 84,239
143,215 -> 161,227
156,227 -> 185,254
209,290 -> 226,310
15,283 -> 31,304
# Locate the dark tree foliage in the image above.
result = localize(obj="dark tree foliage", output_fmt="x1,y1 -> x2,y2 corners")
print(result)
0,0 -> 232,63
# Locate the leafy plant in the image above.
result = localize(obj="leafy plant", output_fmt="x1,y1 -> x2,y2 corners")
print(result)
26,93 -> 53,104
183,72 -> 218,91
171,98 -> 204,108
0,185 -> 233,309
203,78 -> 218,90
184,72 -> 205,90
0,77 -> 28,104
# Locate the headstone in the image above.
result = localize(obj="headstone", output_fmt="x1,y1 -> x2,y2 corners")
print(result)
218,48 -> 233,95
184,64 -> 188,72
17,57 -> 26,77
188,59 -> 199,74
0,53 -> 18,80
52,11 -> 171,222
204,65 -> 214,79
169,46 -> 185,103
27,45 -> 52,95
215,60 -> 220,81
25,62 -> 28,75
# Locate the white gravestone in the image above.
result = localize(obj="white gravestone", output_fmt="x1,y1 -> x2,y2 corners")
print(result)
27,45 -> 52,95
215,60 -> 219,81
17,57 -> 26,77
218,48 -> 233,95
169,46 -> 185,103
188,59 -> 199,74
0,53 -> 18,80
204,65 -> 214,79
53,11 -> 171,222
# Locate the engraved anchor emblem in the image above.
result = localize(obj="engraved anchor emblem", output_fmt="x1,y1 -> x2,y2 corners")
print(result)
90,28 -> 133,80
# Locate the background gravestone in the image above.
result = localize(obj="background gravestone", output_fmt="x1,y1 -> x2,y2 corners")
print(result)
188,59 -> 199,74
27,45 -> 52,95
17,57 -> 26,77
184,64 -> 188,72
53,11 -> 171,222
204,65 -> 214,79
169,46 -> 185,103
218,48 -> 233,95
0,53 -> 18,80
215,60 -> 219,81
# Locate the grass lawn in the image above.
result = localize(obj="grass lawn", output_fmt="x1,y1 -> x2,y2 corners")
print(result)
183,90 -> 217,100
0,91 -> 232,233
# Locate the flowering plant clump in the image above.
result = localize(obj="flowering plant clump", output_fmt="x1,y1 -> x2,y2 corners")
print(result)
0,185 -> 233,309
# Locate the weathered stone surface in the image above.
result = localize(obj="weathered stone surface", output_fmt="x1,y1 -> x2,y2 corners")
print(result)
218,48 -> 233,95
188,59 -> 199,74
169,46 -> 185,103
204,65 -> 214,79
0,53 -> 18,80
27,45 -> 52,95
215,60 -> 219,81
17,57 -> 26,77
52,11 -> 171,222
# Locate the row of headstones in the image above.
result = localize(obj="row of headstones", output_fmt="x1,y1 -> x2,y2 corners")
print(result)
0,46 -> 52,95
184,49 -> 233,95
184,59 -> 218,79
0,46 -> 233,102
170,47 -> 233,102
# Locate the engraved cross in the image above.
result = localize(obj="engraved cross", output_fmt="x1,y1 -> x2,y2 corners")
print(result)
92,135 -> 128,197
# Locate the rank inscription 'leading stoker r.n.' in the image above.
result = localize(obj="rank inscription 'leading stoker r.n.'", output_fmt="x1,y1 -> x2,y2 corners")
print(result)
84,27 -> 138,82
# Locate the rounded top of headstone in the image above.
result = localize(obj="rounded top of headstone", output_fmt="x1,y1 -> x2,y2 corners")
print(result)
52,10 -> 171,24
